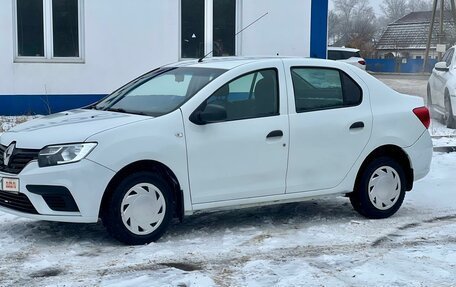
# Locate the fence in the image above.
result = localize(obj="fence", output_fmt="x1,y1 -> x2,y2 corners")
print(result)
366,58 -> 438,73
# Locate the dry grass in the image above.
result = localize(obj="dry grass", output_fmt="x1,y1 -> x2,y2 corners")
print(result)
0,116 -> 36,134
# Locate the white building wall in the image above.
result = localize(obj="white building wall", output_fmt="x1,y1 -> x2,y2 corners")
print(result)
0,0 -> 314,97
240,0 -> 311,57
0,0 -> 180,96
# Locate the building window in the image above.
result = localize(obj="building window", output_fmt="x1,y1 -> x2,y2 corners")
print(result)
213,0 -> 236,57
14,0 -> 83,62
181,0 -> 237,59
16,0 -> 45,57
181,0 -> 205,58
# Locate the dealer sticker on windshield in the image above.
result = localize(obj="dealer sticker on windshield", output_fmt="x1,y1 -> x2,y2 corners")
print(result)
1,178 -> 20,194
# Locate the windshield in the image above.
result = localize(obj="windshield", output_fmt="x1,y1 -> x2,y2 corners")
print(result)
95,67 -> 226,116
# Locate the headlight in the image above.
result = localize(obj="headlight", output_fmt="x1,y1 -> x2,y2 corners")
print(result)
38,143 -> 97,167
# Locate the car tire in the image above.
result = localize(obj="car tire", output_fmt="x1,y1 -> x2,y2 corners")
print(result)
350,157 -> 406,219
102,172 -> 173,245
445,95 -> 456,129
426,85 -> 432,107
427,85 -> 437,119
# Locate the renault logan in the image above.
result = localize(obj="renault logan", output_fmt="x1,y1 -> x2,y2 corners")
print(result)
0,58 -> 432,244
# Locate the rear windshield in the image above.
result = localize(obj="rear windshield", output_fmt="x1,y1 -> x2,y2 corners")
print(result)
328,50 -> 361,60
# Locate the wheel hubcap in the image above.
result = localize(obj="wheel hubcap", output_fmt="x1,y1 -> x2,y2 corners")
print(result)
121,183 -> 166,235
368,166 -> 401,210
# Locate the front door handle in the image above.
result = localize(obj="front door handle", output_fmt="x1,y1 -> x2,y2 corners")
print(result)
267,130 -> 283,139
350,122 -> 365,130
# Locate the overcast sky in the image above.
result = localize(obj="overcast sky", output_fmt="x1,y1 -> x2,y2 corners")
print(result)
329,0 -> 383,16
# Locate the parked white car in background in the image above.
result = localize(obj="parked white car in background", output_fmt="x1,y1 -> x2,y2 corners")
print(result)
328,47 -> 367,70
428,46 -> 456,128
0,57 -> 432,245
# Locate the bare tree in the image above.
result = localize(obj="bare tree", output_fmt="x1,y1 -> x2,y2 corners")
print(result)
330,0 -> 377,55
328,11 -> 340,45
408,0 -> 433,12
381,0 -> 409,23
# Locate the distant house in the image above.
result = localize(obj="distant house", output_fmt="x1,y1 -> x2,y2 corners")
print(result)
376,11 -> 456,59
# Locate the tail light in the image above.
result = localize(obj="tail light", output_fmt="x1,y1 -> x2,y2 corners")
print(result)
413,107 -> 430,129
358,60 -> 366,65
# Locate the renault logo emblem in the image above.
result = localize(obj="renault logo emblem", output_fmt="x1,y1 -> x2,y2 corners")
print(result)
4,143 -> 15,167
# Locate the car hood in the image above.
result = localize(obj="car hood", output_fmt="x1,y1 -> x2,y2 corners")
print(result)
0,109 -> 151,149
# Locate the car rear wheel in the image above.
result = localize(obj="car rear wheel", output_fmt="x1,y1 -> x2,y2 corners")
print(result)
102,172 -> 173,245
350,157 -> 406,219
445,95 -> 456,129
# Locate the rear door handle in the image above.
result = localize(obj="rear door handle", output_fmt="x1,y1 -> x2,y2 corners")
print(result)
350,122 -> 365,130
267,130 -> 283,139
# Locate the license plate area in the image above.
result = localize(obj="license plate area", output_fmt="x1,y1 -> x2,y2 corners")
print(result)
1,177 -> 20,194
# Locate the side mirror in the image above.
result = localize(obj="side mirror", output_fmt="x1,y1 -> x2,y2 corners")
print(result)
190,104 -> 227,125
435,62 -> 449,72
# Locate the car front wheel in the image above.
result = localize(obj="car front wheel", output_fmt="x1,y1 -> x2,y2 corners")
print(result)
350,157 -> 406,219
102,172 -> 173,245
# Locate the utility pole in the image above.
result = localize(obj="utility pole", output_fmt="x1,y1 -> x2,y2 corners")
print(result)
423,0 -> 456,72
439,0 -> 445,61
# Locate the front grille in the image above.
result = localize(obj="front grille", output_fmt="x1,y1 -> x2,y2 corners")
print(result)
0,190 -> 38,214
0,145 -> 40,174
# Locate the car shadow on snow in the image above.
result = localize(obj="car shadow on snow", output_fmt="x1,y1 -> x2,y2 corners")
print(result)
164,197 -> 363,239
0,219 -> 120,246
0,196 -> 421,245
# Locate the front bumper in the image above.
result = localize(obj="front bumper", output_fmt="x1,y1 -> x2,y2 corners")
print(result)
0,159 -> 115,223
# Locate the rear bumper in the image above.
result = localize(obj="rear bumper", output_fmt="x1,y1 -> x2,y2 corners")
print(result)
405,131 -> 433,182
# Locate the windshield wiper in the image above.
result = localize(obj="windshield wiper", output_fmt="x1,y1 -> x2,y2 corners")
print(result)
106,107 -> 149,116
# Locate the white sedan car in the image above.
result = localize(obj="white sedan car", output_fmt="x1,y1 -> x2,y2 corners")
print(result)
328,47 -> 367,70
0,57 -> 432,245
428,46 -> 456,128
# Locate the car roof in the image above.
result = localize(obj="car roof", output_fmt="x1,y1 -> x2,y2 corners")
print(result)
328,47 -> 360,53
164,56 -> 328,70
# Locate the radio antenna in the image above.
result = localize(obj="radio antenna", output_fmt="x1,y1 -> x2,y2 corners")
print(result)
198,12 -> 269,63
234,12 -> 268,37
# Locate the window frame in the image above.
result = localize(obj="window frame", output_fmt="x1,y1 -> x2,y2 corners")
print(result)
194,68 -> 280,124
13,0 -> 84,63
179,0 -> 241,60
290,66 -> 363,114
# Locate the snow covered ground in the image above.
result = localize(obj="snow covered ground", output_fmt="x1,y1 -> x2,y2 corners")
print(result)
0,116 -> 456,286
0,152 -> 455,287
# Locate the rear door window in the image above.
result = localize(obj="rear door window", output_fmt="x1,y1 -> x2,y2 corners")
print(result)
328,50 -> 343,60
291,67 -> 362,113
343,51 -> 361,59
328,50 -> 361,60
